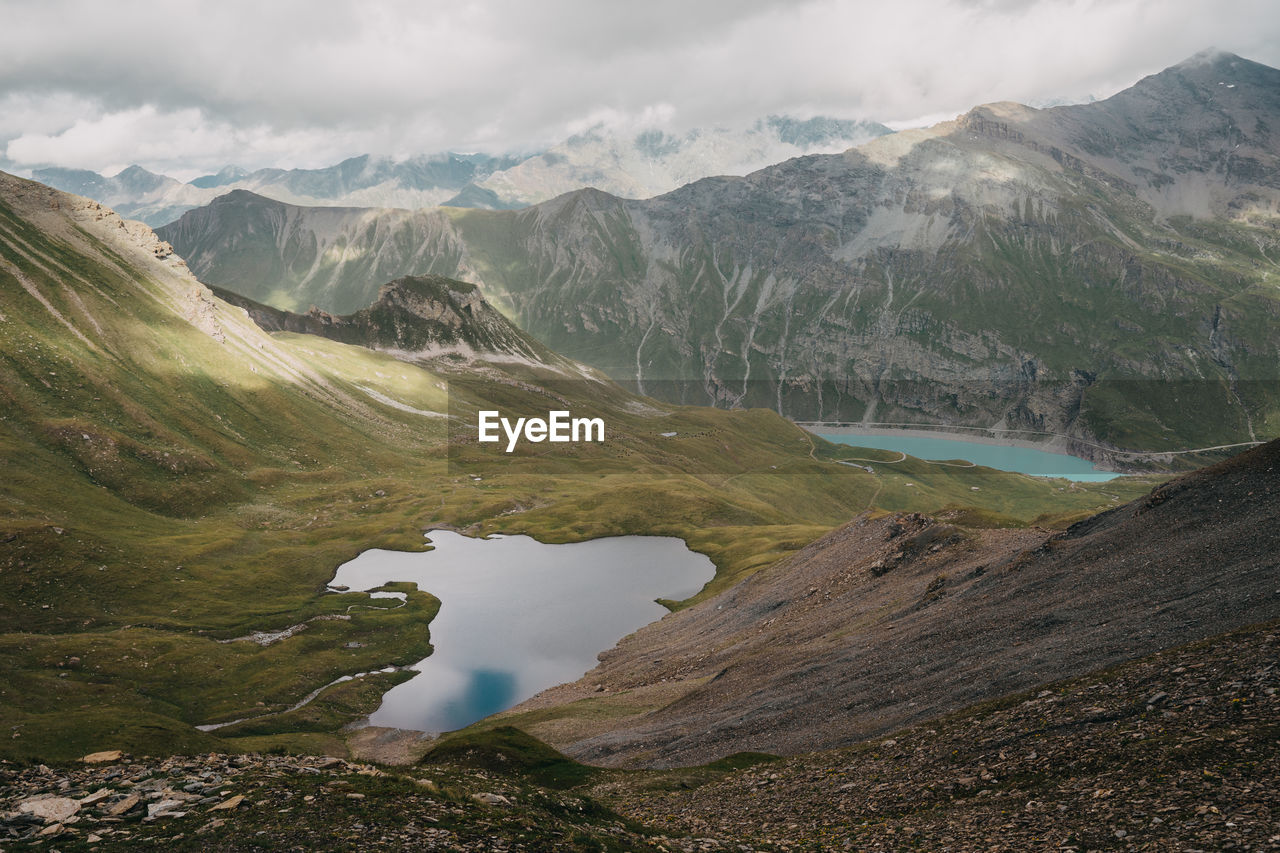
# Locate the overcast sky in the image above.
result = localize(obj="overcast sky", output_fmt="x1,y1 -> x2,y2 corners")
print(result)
2,0 -> 1278,180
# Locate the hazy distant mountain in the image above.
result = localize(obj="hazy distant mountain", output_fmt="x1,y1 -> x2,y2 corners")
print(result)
34,164 -> 209,226
189,165 -> 251,188
34,153 -> 526,226
163,51 -> 1280,454
461,115 -> 892,206
33,115 -> 888,225
223,152 -> 525,209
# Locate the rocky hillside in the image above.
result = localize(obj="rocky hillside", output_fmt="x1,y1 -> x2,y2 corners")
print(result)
486,436 -> 1280,768
212,274 -> 553,363
157,190 -> 473,313
609,617 -> 1280,850
161,51 -> 1280,453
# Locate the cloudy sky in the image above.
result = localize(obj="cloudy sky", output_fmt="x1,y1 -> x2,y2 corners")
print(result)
2,0 -> 1278,180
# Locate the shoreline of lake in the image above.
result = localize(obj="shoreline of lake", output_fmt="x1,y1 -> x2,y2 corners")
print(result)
800,423 -> 1087,455
327,530 -> 716,735
804,425 -> 1121,481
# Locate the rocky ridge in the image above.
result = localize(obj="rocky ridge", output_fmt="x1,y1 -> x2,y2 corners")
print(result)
211,274 -> 555,364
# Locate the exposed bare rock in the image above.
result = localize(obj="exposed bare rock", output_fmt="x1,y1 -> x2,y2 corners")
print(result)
18,795 -> 79,823
607,619 -> 1280,851
508,438 -> 1280,767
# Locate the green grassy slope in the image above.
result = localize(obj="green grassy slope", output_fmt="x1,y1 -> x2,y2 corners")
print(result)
0,174 -> 1154,761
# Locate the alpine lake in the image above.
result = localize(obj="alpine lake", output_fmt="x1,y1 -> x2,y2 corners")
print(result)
328,530 -> 714,734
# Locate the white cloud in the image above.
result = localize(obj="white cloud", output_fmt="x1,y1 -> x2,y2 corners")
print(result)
3,105 -> 391,179
2,0 -> 1278,176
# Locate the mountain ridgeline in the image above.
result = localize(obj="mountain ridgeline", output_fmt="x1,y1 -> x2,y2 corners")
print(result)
157,190 -> 472,314
466,115 -> 890,206
211,274 -> 551,362
32,152 -> 525,226
31,115 -> 887,226
161,51 -> 1280,456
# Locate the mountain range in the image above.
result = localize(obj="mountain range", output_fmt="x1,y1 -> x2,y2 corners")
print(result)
28,115 -> 888,226
467,115 -> 890,206
32,152 -> 523,226
160,51 -> 1280,457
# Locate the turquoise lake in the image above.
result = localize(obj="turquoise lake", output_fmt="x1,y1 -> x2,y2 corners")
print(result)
815,432 -> 1121,481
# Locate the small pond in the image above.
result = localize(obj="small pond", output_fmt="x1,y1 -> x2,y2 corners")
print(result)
327,530 -> 715,734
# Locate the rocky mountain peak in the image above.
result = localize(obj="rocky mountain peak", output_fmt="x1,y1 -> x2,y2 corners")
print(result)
212,272 -> 549,362
213,188 -> 278,206
190,164 -> 250,188
1137,50 -> 1280,104
112,165 -> 171,194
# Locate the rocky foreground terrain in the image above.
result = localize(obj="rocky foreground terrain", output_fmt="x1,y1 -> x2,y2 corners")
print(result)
491,438 -> 1280,770
2,617 -> 1276,851
609,620 -> 1280,851
0,750 -> 673,851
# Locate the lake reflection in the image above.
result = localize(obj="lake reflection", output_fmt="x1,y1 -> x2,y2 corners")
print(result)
328,530 -> 715,734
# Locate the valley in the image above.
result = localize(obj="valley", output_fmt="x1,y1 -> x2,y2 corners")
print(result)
2,29 -> 1279,850
0,173 -> 1149,771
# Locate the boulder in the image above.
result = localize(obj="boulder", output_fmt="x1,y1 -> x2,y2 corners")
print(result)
18,796 -> 80,823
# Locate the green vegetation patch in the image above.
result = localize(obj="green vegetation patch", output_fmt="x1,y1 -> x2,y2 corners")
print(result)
422,726 -> 598,789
